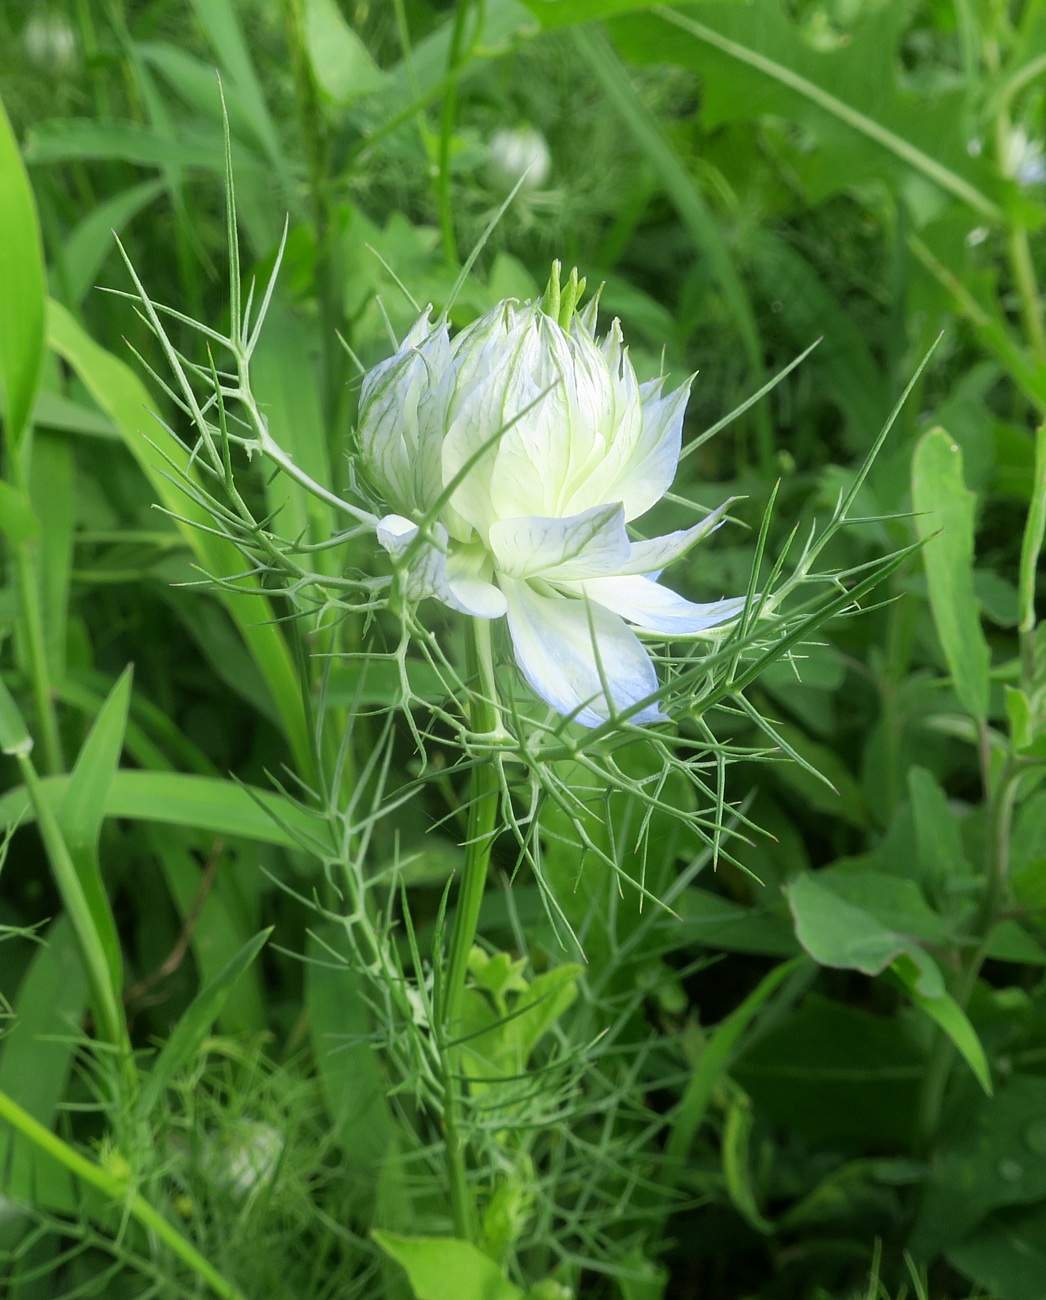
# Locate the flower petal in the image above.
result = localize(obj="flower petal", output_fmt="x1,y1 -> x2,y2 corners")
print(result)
617,499 -> 737,577
574,573 -> 746,636
358,309 -> 450,515
488,503 -> 630,581
376,514 -> 506,619
562,374 -> 691,522
500,577 -> 666,727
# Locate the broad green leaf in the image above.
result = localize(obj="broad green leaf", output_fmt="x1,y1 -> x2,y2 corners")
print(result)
610,2 -> 1011,222
31,389 -> 118,439
907,765 -> 972,900
786,873 -> 944,995
307,928 -> 393,1187
0,673 -> 33,757
948,1204 -> 1046,1300
747,231 -> 888,447
0,687 -> 126,1052
677,886 -> 799,956
0,94 -> 46,446
912,427 -> 992,719
23,118 -> 256,172
888,956 -> 992,1096
252,304 -> 337,564
914,1075 -> 1046,1258
139,43 -> 278,162
60,179 -> 164,307
735,994 -> 926,1145
574,27 -> 772,464
155,831 -> 265,1035
523,0 -> 719,25
305,0 -> 388,101
0,769 -> 332,854
53,667 -> 133,994
373,1232 -> 524,1300
186,0 -> 285,168
806,868 -> 950,945
458,963 -> 582,1088
28,430 -> 74,679
665,956 -> 806,1168
0,917 -> 87,1199
615,1250 -> 668,1300
136,929 -> 272,1119
0,481 -> 40,546
45,300 -> 312,779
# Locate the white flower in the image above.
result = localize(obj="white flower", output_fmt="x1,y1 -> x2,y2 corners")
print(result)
358,268 -> 744,728
22,11 -> 79,74
486,125 -> 552,194
1003,126 -> 1046,187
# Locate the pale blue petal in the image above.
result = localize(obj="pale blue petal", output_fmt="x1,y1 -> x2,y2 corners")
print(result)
488,503 -> 630,581
575,573 -> 746,635
617,499 -> 737,577
376,515 -> 506,619
500,578 -> 666,727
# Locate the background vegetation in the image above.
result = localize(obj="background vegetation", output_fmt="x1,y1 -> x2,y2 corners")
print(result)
1,1 -> 1046,1298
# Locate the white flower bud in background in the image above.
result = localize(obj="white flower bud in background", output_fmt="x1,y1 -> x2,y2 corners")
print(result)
212,1120 -> 284,1202
358,264 -> 743,728
22,10 -> 80,76
486,125 -> 552,195
1002,126 -> 1046,187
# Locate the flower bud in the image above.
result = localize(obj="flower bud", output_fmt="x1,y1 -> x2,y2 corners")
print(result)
22,11 -> 79,75
486,125 -> 552,194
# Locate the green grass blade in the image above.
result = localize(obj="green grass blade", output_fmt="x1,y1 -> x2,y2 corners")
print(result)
574,26 -> 773,469
0,770 -> 333,854
135,928 -> 273,1120
0,93 -> 46,448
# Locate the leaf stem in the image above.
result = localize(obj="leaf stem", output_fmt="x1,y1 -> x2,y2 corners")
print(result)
441,617 -> 500,1241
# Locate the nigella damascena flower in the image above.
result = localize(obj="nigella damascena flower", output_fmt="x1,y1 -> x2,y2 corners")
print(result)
358,267 -> 744,727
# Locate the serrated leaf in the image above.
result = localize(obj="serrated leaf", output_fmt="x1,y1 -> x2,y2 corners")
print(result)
610,2 -> 1012,222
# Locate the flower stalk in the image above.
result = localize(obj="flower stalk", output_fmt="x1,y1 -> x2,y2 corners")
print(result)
441,618 -> 501,1241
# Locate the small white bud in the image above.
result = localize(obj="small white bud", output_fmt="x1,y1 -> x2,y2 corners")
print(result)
22,12 -> 79,75
486,125 -> 552,195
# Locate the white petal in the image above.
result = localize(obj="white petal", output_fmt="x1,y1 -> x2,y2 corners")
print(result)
500,578 -> 666,727
575,573 -> 746,636
617,499 -> 737,577
446,545 -> 508,619
376,515 -> 506,619
376,513 -> 419,555
488,503 -> 630,581
562,375 -> 691,522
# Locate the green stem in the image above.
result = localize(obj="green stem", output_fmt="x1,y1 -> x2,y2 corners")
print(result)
987,36 -> 1046,366
0,1087 -> 246,1300
915,744 -> 1019,1150
441,618 -> 500,1241
438,0 -> 474,263
14,544 -> 64,775
16,751 -> 135,1092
